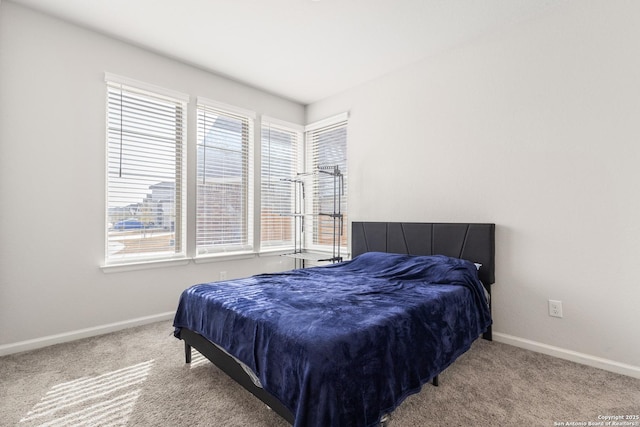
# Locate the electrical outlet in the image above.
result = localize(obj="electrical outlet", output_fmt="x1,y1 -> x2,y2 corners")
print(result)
548,300 -> 563,318
219,271 -> 228,280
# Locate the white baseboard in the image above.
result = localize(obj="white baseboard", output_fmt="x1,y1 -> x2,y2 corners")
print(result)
3,318 -> 638,380
0,312 -> 175,357
493,332 -> 640,379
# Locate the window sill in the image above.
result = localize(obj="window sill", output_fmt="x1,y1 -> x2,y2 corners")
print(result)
257,248 -> 296,257
193,251 -> 256,264
101,258 -> 191,273
101,249 -> 311,273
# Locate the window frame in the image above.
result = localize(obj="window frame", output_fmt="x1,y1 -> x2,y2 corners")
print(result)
259,117 -> 304,252
304,113 -> 349,255
103,73 -> 188,267
194,97 -> 255,258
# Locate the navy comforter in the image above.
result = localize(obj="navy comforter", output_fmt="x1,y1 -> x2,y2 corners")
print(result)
173,252 -> 491,427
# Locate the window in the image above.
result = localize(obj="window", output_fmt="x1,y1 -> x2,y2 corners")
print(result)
260,119 -> 303,250
105,74 -> 187,264
196,99 -> 254,255
104,75 -> 344,266
305,114 -> 348,252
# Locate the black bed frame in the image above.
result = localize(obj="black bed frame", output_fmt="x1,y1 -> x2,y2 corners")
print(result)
177,221 -> 496,425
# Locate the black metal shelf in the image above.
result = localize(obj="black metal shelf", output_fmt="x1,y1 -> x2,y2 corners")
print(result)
281,165 -> 344,268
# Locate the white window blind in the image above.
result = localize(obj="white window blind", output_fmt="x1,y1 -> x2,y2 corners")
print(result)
196,101 -> 254,255
260,120 -> 302,250
305,114 -> 348,251
105,76 -> 187,264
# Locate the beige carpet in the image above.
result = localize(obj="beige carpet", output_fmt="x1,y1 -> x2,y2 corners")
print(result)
1,321 -> 638,426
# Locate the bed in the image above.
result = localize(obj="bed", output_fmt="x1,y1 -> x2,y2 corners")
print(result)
173,222 -> 495,427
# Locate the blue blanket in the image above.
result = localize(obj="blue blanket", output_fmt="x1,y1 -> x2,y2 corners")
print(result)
173,252 -> 491,427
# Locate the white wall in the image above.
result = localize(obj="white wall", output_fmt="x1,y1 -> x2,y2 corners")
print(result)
0,2 -> 303,350
308,1 -> 640,371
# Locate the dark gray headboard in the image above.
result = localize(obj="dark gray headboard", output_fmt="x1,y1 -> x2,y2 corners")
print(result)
351,222 -> 495,285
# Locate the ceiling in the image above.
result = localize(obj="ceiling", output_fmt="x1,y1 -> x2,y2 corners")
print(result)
10,0 -> 564,105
